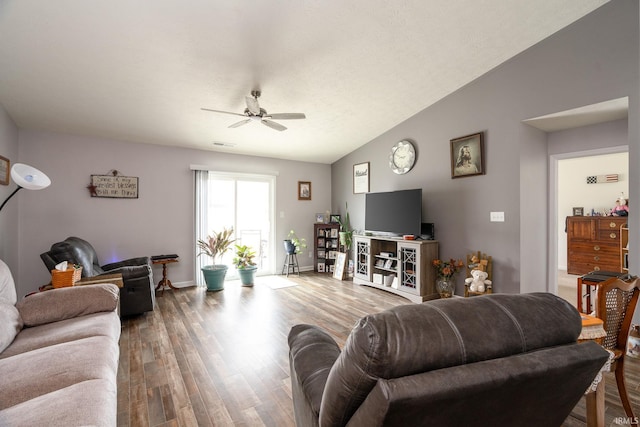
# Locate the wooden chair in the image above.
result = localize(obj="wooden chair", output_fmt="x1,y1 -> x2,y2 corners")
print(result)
595,275 -> 640,421
464,251 -> 493,297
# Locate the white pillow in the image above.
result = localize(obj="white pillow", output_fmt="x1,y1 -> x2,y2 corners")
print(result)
0,259 -> 18,305
0,300 -> 23,353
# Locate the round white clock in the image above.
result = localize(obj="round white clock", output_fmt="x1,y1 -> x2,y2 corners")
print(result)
389,140 -> 416,174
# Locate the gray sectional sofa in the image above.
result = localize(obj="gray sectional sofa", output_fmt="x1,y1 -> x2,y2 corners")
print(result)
0,259 -> 121,426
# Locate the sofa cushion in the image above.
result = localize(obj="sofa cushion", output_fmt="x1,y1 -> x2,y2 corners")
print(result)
0,300 -> 23,353
319,292 -> 582,426
0,378 -> 116,427
0,335 -> 119,410
0,311 -> 120,359
0,259 -> 17,305
16,283 -> 118,327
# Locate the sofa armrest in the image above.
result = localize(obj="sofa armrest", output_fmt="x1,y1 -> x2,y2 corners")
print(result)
16,284 -> 119,327
288,324 -> 341,420
102,256 -> 150,271
100,264 -> 150,281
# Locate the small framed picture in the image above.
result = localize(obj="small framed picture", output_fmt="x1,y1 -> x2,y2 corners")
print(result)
573,207 -> 584,216
0,155 -> 9,186
450,132 -> 485,179
330,228 -> 338,238
315,213 -> 324,223
318,263 -> 325,273
298,181 -> 311,200
353,162 -> 370,194
317,249 -> 326,259
330,214 -> 341,224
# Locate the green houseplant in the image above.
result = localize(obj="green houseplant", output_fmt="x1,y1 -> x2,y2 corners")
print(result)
197,227 -> 235,291
284,229 -> 307,255
233,244 -> 257,286
338,202 -> 352,250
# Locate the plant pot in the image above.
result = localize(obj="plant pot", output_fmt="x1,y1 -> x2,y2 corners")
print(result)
339,231 -> 352,249
436,278 -> 455,298
201,265 -> 228,291
284,240 -> 296,255
237,266 -> 258,286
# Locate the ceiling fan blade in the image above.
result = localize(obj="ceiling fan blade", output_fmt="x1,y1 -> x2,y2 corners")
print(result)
262,120 -> 287,131
229,118 -> 252,128
268,113 -> 306,120
245,96 -> 261,116
201,108 -> 246,117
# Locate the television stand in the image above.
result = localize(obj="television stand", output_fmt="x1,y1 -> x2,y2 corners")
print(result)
352,235 -> 439,303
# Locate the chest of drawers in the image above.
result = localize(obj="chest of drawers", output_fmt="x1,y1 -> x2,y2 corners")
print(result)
566,216 -> 627,275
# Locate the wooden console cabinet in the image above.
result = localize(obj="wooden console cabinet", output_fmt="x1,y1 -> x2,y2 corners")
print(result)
566,216 -> 627,275
353,235 -> 439,303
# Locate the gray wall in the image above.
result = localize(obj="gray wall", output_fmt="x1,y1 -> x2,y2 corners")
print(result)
14,130 -> 330,297
331,0 -> 639,295
0,103 -> 19,278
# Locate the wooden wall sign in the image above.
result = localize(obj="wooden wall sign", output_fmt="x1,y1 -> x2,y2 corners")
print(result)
89,175 -> 139,198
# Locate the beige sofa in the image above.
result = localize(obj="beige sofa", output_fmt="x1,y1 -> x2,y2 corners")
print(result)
0,259 -> 121,426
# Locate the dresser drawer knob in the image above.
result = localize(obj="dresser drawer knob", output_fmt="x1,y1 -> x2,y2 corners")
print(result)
594,266 -> 601,271
594,256 -> 600,261
610,222 -> 617,228
610,233 -> 617,239
594,245 -> 600,251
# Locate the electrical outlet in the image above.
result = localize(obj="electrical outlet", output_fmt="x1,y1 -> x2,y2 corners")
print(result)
490,212 -> 505,222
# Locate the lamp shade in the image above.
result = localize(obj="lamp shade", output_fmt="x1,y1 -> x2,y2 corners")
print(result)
10,163 -> 51,190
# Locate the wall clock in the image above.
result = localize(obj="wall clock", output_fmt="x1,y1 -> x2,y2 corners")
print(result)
389,140 -> 416,174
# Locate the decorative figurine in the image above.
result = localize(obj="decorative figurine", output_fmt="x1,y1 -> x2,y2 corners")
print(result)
611,194 -> 629,217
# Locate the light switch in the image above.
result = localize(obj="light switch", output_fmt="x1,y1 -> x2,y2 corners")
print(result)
490,212 -> 505,222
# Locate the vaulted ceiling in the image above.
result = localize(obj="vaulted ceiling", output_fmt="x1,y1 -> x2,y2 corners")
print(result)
0,1 -> 609,163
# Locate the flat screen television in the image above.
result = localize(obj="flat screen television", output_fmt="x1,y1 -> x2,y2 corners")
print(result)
365,189 -> 422,236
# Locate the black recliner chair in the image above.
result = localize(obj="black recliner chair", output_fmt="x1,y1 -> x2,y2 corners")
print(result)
40,236 -> 155,317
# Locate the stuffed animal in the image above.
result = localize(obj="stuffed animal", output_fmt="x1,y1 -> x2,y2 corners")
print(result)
465,269 -> 492,293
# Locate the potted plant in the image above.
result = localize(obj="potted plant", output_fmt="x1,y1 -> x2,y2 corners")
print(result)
197,227 -> 235,291
233,244 -> 257,286
284,229 -> 307,255
338,202 -> 352,250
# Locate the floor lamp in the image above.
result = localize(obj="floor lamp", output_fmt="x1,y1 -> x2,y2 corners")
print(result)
0,163 -> 51,212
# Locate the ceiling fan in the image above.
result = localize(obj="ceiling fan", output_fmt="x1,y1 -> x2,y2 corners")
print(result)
201,90 -> 306,131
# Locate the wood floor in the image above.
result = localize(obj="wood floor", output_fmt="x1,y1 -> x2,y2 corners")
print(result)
117,273 -> 640,427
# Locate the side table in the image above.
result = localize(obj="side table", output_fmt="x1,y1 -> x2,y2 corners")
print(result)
152,258 -> 179,294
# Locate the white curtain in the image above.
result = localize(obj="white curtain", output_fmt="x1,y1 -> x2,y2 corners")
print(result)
194,170 -> 208,287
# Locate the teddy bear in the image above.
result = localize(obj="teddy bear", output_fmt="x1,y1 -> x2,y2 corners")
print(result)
465,269 -> 492,293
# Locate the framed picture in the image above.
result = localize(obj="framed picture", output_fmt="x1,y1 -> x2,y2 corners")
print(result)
0,155 -> 9,186
330,228 -> 338,238
330,214 -> 341,224
573,207 -> 584,216
315,213 -> 325,223
318,263 -> 325,273
298,181 -> 311,200
353,162 -> 370,193
317,249 -> 326,259
333,252 -> 347,280
450,132 -> 485,179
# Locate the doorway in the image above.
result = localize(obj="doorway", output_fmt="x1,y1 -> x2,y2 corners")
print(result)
550,147 -> 628,301
196,171 -> 276,282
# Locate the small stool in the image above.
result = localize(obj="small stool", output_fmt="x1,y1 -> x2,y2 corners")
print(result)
282,253 -> 299,276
